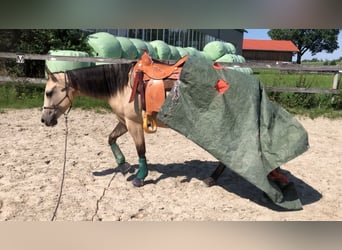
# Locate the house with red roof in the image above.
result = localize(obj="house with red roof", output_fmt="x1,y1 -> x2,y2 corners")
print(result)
242,39 -> 299,62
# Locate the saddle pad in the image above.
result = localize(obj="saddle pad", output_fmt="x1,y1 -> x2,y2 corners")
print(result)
145,79 -> 166,115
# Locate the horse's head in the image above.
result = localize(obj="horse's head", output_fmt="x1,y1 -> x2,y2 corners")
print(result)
41,68 -> 74,126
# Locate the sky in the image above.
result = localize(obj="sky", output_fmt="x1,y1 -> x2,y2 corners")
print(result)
244,29 -> 342,61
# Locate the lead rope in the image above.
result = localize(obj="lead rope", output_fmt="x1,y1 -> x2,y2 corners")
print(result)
51,113 -> 69,221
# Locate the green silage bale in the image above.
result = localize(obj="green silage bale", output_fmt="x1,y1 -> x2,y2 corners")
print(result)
228,66 -> 253,75
203,41 -> 228,61
130,38 -> 149,59
144,42 -> 157,59
116,36 -> 138,59
149,40 -> 171,60
245,67 -> 254,74
169,45 -> 181,60
200,51 -> 212,61
184,47 -> 203,58
215,54 -> 235,63
46,50 -> 93,74
176,47 -> 188,57
236,55 -> 246,63
224,42 -> 236,54
87,32 -> 122,59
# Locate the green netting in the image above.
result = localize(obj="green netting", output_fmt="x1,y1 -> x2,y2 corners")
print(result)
158,56 -> 309,210
46,50 -> 93,73
149,40 -> 171,60
87,32 -> 122,59
116,36 -> 138,59
203,41 -> 228,61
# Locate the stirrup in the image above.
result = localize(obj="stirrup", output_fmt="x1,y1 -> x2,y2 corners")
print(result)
143,113 -> 157,133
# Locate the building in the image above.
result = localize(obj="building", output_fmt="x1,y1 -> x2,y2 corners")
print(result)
242,39 -> 299,62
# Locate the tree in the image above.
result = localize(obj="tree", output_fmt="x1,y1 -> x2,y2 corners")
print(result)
267,29 -> 340,64
0,29 -> 92,77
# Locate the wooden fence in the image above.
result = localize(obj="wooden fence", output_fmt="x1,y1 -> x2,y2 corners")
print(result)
0,52 -> 341,94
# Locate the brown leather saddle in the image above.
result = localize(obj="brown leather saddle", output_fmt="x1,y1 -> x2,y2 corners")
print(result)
129,51 -> 188,133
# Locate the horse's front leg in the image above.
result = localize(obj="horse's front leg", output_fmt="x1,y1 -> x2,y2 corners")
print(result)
126,119 -> 148,187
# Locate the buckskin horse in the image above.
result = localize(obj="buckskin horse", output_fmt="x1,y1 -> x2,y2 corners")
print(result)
41,51 -> 288,191
41,52 -> 229,187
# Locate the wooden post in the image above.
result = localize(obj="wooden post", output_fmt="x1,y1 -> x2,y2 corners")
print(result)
332,71 -> 340,89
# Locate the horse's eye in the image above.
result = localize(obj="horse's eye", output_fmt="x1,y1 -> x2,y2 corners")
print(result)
46,90 -> 53,98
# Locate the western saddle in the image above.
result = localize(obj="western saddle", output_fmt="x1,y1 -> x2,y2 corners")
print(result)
129,51 -> 188,133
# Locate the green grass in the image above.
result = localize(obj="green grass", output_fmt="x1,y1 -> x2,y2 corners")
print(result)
0,82 -> 111,111
253,69 -> 337,89
250,68 -> 342,118
0,83 -> 45,109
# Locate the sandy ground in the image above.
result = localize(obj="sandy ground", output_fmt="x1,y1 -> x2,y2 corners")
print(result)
0,108 -> 341,221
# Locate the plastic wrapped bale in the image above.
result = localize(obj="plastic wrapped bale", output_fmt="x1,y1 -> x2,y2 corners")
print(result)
87,32 -> 122,59
245,67 -> 254,74
203,41 -> 228,61
176,47 -> 189,57
46,50 -> 94,75
227,66 -> 253,75
224,42 -> 236,54
149,40 -> 171,60
145,42 -> 157,59
184,47 -> 203,59
130,38 -> 149,59
201,51 -> 212,61
169,45 -> 181,60
236,55 -> 246,63
116,36 -> 138,59
215,54 -> 236,63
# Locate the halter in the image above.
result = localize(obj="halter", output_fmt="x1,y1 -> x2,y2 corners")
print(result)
43,73 -> 73,115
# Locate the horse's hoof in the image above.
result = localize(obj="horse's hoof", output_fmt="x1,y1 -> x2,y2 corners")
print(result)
203,177 -> 216,187
132,177 -> 144,187
119,162 -> 133,175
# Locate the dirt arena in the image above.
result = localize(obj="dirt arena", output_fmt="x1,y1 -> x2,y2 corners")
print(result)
0,108 -> 341,221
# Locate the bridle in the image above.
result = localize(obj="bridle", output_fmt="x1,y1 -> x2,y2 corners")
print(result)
43,73 -> 73,115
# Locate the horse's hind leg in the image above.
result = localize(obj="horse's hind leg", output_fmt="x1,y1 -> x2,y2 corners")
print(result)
203,162 -> 226,187
108,121 -> 131,173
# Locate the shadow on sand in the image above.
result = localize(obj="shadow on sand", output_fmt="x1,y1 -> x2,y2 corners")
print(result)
93,160 -> 322,211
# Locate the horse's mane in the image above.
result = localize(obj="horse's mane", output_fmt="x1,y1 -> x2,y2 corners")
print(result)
66,63 -> 134,98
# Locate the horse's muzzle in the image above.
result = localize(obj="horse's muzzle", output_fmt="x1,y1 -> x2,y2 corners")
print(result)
41,111 -> 58,126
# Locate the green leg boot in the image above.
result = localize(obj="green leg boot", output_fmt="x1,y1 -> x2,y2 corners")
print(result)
133,157 -> 148,187
110,143 -> 125,165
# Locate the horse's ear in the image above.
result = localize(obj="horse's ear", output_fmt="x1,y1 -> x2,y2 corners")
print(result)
45,66 -> 57,82
45,66 -> 52,76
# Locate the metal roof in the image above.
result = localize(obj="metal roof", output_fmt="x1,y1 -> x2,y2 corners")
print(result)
243,39 -> 299,52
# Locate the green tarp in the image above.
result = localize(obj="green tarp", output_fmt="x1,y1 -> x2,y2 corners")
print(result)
157,56 -> 309,210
